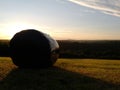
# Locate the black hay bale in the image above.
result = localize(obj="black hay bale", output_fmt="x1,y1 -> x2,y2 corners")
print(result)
9,29 -> 59,68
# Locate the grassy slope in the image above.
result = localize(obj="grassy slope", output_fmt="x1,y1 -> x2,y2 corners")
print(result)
0,57 -> 120,90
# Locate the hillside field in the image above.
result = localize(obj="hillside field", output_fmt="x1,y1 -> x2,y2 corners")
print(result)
0,57 -> 120,90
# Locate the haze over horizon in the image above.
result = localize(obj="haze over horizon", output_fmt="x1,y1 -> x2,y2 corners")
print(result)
0,0 -> 120,40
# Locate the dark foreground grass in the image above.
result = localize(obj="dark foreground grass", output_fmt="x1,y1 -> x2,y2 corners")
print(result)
0,57 -> 120,90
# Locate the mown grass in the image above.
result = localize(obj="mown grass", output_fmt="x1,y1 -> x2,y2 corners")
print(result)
55,59 -> 120,85
0,57 -> 120,90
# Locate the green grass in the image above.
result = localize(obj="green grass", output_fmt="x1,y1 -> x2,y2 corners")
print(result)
0,57 -> 120,90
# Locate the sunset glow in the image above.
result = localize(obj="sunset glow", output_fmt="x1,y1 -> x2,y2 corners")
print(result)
0,22 -> 37,39
0,0 -> 120,40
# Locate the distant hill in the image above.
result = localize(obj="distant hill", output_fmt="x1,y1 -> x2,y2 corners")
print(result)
0,39 -> 120,59
57,40 -> 120,59
0,40 -> 10,56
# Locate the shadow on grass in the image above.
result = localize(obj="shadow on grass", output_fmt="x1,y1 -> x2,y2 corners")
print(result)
0,67 -> 119,90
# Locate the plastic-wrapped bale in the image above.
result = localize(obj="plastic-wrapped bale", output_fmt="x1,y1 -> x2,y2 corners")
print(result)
9,29 -> 59,68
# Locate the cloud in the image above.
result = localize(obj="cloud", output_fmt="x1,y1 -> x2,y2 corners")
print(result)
67,0 -> 120,17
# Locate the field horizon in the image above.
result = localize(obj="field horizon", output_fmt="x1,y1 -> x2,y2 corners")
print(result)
1,39 -> 120,59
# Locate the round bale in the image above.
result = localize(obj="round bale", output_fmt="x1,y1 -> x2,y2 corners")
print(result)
9,29 -> 59,68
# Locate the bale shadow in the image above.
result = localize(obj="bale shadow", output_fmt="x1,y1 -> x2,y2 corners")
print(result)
0,66 -> 119,90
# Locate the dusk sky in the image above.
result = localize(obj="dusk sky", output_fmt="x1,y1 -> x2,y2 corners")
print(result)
0,0 -> 120,40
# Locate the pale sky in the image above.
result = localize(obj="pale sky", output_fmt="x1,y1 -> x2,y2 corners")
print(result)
0,0 -> 120,40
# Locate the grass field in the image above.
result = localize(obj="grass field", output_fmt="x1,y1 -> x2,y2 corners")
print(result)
0,57 -> 120,90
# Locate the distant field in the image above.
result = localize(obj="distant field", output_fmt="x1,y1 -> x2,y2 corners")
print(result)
58,40 -> 120,59
1,40 -> 120,59
0,57 -> 120,90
